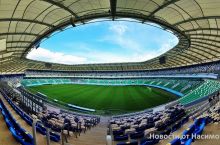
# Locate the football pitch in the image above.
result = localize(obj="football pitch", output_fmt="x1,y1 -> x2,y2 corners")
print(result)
27,84 -> 177,113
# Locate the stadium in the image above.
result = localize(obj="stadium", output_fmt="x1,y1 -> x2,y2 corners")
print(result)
0,0 -> 220,145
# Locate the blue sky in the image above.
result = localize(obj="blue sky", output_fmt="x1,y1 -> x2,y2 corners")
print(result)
27,21 -> 178,64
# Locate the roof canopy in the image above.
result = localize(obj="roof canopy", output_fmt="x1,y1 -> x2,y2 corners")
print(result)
1,0 -> 220,71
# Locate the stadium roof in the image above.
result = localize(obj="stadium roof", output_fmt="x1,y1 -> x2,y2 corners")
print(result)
1,0 -> 220,72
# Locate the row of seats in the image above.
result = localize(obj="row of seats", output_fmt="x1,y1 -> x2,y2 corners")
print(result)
2,58 -> 220,75
37,109 -> 100,136
168,117 -> 209,145
0,83 -> 100,141
179,79 -> 220,105
201,102 -> 220,123
21,78 -> 202,95
21,78 -> 72,86
0,99 -> 34,145
115,138 -> 161,145
114,115 -> 189,145
1,92 -> 61,142
110,105 -> 187,145
25,59 -> 220,76
77,78 -> 201,94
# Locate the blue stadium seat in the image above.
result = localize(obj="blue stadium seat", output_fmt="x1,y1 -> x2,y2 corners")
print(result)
184,138 -> 192,145
23,115 -> 33,126
50,132 -> 60,142
182,124 -> 195,138
51,126 -> 61,132
130,131 -> 144,139
114,134 -> 129,141
169,138 -> 181,145
9,127 -> 24,143
44,122 -> 52,128
117,140 -> 138,145
19,128 -> 34,144
161,128 -> 171,135
193,118 -> 206,137
0,99 -> 34,145
36,124 -> 47,135
194,124 -> 205,136
113,129 -> 124,136
136,126 -> 147,132
1,110 -> 7,118
172,122 -> 182,132
181,116 -> 189,125
168,137 -> 192,145
5,117 -> 13,128
9,127 -> 33,145
194,118 -> 206,127
140,138 -> 160,145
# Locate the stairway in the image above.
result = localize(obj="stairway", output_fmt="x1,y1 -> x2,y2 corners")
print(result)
63,118 -> 108,145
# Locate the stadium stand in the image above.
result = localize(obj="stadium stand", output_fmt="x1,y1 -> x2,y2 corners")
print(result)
0,98 -> 34,145
167,117 -> 207,145
0,81 -> 103,144
0,82 -> 100,130
167,98 -> 220,145
25,69 -> 218,79
109,104 -> 186,138
179,80 -> 220,105
1,72 -> 220,144
4,74 -> 220,145
21,79 -> 72,86
21,78 -> 202,95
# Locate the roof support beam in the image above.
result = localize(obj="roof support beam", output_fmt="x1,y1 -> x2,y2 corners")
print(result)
192,40 -> 220,51
167,56 -> 188,65
190,45 -> 217,57
42,0 -> 83,22
168,53 -> 191,63
157,63 -> 171,69
160,63 -> 175,69
172,52 -> 202,63
184,28 -> 220,33
190,33 -> 220,38
7,41 -> 32,44
22,20 -> 70,58
173,16 -> 220,26
191,43 -> 220,54
188,49 -> 210,59
168,53 -> 194,63
148,0 -> 181,17
0,57 -> 12,63
0,32 -> 39,37
0,18 -> 54,27
7,46 -> 26,49
191,37 -> 220,44
178,52 -> 202,62
110,0 -> 117,20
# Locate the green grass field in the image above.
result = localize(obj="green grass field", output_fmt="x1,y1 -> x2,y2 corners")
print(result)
27,84 -> 177,113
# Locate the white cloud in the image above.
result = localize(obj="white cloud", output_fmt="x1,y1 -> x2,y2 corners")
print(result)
27,47 -> 87,64
26,47 -> 154,64
27,21 -> 179,64
26,37 -> 178,65
159,37 -> 179,54
109,23 -> 128,35
100,22 -> 142,52
26,37 -> 177,64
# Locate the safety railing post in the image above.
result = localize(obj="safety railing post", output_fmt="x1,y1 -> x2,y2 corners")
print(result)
32,119 -> 37,145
